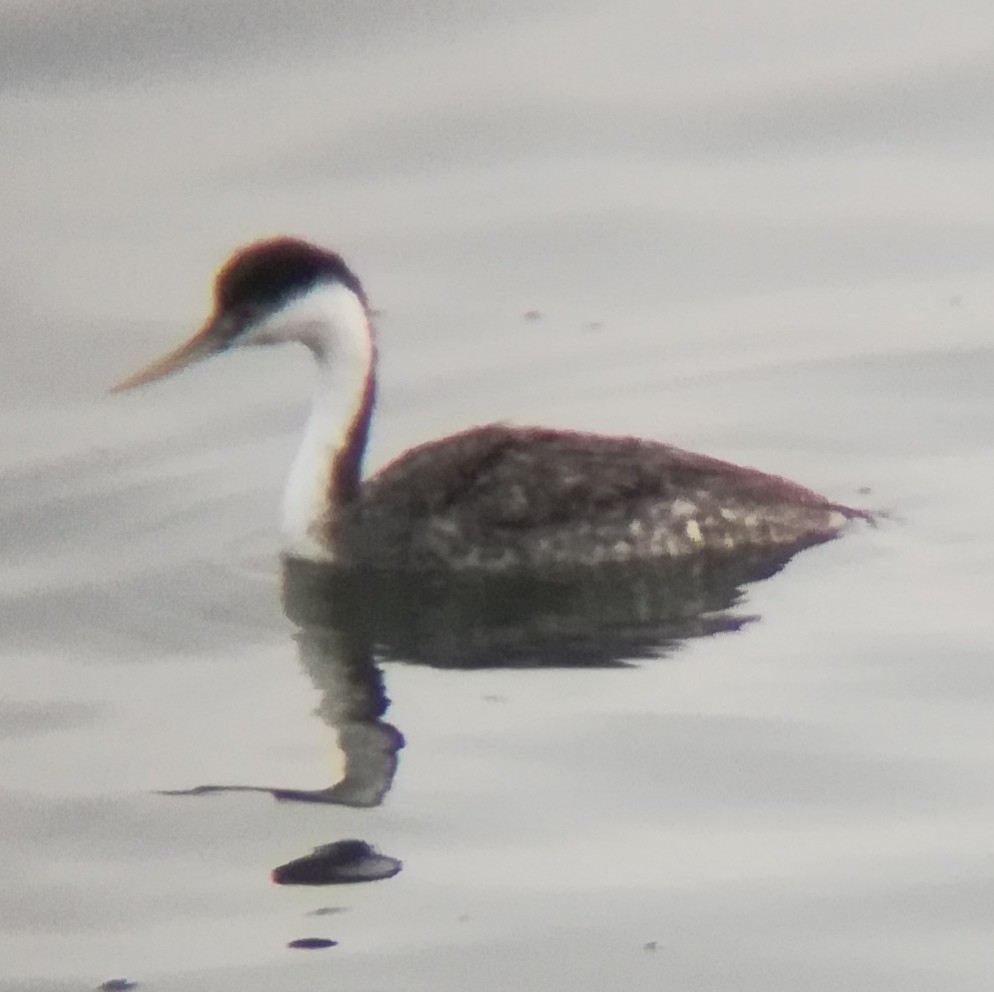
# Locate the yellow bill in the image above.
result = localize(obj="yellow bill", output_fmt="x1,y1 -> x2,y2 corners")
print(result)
110,314 -> 233,393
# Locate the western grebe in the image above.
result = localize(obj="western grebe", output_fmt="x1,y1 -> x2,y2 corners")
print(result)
112,237 -> 867,569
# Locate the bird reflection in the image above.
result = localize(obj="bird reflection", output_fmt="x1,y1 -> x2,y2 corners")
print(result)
165,547 -> 803,821
280,547 -> 802,669
160,619 -> 402,808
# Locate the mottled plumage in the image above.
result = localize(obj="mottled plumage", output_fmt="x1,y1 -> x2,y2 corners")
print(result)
332,424 -> 865,570
113,237 -> 868,571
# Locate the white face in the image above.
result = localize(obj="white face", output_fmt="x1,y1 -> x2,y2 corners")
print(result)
234,281 -> 369,358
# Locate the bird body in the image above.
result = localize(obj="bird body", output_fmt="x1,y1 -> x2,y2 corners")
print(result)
334,424 -> 858,571
113,237 -> 866,570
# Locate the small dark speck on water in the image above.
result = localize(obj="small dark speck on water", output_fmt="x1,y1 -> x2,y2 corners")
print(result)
307,906 -> 348,916
523,310 -> 542,321
642,940 -> 661,952
98,981 -> 138,991
482,694 -> 506,703
948,295 -> 963,308
583,320 -> 604,332
287,937 -> 338,950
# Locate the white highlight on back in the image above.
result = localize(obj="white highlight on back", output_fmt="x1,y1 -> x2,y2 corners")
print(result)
237,282 -> 373,560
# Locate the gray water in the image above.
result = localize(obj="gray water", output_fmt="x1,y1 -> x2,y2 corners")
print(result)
3,2 -> 994,989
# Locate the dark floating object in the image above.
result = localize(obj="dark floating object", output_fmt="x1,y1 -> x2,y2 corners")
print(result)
287,937 -> 337,950
272,839 -> 402,886
97,982 -> 138,991
307,906 -> 348,916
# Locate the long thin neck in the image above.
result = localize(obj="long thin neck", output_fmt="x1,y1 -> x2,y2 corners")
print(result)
279,284 -> 376,561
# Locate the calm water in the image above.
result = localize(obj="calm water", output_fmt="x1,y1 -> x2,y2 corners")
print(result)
3,2 -> 994,989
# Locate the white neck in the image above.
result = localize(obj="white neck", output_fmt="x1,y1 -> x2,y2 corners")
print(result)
266,283 -> 374,561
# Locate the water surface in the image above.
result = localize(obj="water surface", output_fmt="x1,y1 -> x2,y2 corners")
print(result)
2,2 -> 994,989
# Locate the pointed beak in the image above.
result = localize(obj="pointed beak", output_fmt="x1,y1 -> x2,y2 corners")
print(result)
110,312 -> 236,393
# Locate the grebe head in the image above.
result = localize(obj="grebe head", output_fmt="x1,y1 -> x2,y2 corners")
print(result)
113,237 -> 378,560
111,237 -> 368,392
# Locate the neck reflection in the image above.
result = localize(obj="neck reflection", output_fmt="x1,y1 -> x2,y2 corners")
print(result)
160,546 -> 805,890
